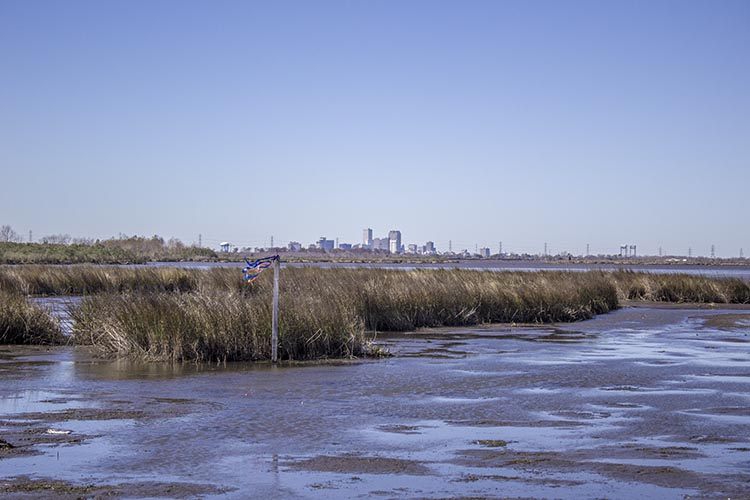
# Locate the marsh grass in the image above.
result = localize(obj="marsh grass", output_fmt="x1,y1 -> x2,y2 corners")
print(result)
72,290 -> 368,362
0,291 -> 63,345
611,271 -> 750,304
5,265 -> 749,355
0,265 -> 199,296
72,269 -> 619,361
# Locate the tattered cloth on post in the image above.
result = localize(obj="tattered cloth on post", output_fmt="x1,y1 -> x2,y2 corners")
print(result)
242,255 -> 279,283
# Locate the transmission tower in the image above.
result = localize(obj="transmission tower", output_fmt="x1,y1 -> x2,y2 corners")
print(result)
449,240 -> 452,253
688,247 -> 692,258
28,230 -> 32,243
711,244 -> 715,258
544,242 -> 547,256
659,246 -> 662,257
499,241 -> 502,255
270,236 -> 274,248
586,243 -> 590,256
198,234 -> 202,247
741,248 -> 744,258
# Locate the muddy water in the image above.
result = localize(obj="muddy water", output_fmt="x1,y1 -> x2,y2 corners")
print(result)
1,307 -> 749,498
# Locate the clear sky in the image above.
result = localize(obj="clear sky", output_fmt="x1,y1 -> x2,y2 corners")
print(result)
1,0 -> 748,256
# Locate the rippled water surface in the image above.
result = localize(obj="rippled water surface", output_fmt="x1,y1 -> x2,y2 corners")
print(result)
1,307 -> 749,498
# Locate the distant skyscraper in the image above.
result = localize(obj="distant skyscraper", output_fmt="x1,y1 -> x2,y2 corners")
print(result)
425,241 -> 436,254
372,237 -> 389,251
317,236 -> 334,252
363,228 -> 373,249
388,230 -> 402,254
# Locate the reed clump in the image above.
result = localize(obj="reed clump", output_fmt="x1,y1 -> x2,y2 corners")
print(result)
72,269 -> 619,361
6,266 -> 749,356
346,269 -> 618,330
72,290 -> 368,362
0,265 -> 199,296
611,271 -> 750,304
0,291 -> 63,345
4,265 -> 747,305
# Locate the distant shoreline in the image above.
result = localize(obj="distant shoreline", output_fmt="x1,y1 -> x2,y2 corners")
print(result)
1,240 -> 749,268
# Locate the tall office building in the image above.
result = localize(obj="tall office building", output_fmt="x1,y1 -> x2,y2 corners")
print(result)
317,236 -> 334,252
363,228 -> 373,249
372,237 -> 389,251
388,230 -> 402,254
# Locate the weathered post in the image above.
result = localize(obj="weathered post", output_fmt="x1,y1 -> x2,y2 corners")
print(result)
271,256 -> 280,363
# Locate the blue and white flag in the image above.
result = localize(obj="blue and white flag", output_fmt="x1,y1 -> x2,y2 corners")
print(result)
242,255 -> 279,283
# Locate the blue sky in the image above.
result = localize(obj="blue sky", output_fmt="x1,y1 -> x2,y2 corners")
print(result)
1,0 -> 748,256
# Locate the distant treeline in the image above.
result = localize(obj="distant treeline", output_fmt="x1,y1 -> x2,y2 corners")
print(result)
0,235 -> 216,264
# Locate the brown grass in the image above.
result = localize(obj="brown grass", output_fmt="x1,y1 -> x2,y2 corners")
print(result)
0,291 -> 63,345
72,269 -> 619,362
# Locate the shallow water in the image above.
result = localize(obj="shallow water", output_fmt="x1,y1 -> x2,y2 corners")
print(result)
29,296 -> 80,335
1,307 -> 749,498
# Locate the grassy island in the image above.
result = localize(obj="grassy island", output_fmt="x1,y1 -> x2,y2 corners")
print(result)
0,266 -> 747,361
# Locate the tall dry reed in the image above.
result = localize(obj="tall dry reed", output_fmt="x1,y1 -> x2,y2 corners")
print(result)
610,271 -> 750,303
0,265 -> 199,296
0,291 -> 63,345
72,290 -> 368,362
72,269 -> 619,361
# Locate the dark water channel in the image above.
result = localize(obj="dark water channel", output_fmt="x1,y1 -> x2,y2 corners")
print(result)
1,307 -> 749,498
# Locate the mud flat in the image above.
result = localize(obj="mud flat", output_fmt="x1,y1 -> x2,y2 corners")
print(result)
0,306 -> 749,498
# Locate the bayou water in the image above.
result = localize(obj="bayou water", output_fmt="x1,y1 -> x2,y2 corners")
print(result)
1,306 -> 749,498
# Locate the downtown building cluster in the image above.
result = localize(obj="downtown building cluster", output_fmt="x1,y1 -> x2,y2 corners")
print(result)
286,229 -> 437,255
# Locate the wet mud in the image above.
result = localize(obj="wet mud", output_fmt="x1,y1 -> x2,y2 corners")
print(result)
0,476 -> 230,499
1,306 -> 749,498
700,313 -> 750,330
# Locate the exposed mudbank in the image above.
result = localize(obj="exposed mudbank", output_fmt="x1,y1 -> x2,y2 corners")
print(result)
0,476 -> 231,498
0,306 -> 748,498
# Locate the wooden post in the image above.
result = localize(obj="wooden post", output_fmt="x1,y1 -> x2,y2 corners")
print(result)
271,256 -> 280,363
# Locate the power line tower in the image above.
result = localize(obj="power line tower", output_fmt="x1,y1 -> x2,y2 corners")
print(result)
28,230 -> 32,243
198,234 -> 202,247
659,246 -> 663,257
741,248 -> 744,259
711,244 -> 715,258
498,241 -> 502,255
544,242 -> 548,256
270,236 -> 274,248
586,243 -> 590,256
449,240 -> 452,253
688,247 -> 692,258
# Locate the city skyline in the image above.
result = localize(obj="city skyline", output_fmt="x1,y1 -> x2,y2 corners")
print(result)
1,221 -> 744,259
209,227 -> 741,259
